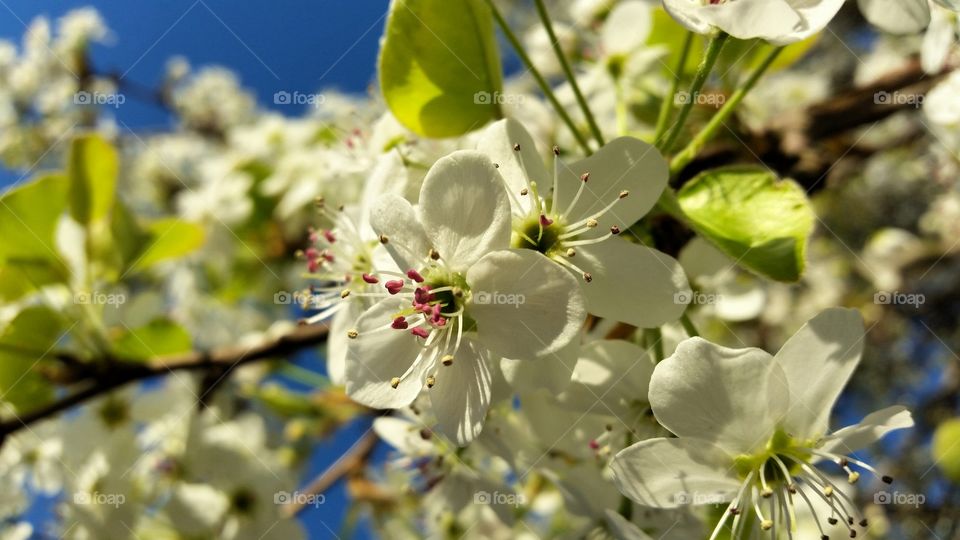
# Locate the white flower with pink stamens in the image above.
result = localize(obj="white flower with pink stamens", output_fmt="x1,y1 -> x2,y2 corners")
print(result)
344,150 -> 586,445
477,118 -> 688,329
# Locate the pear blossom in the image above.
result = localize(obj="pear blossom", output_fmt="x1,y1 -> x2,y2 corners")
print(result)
610,308 -> 914,539
662,0 -> 845,45
858,0 -> 960,34
345,150 -> 586,445
478,118 -> 688,328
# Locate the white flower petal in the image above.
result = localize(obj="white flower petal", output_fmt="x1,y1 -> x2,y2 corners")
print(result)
476,118 -> 547,216
577,238 -> 689,328
500,336 -> 578,394
664,0 -> 803,42
775,308 -> 864,439
468,249 -> 586,359
650,338 -> 790,454
817,405 -> 914,456
418,150 -> 512,270
429,337 -> 495,445
604,510 -> 655,540
372,417 -> 435,457
345,298 -> 432,409
790,0 -> 846,43
857,0 -> 931,34
326,301 -> 364,385
610,437 -> 741,509
557,137 -> 668,232
559,339 -> 653,418
369,194 -> 430,272
602,1 -> 652,55
922,6 -> 955,73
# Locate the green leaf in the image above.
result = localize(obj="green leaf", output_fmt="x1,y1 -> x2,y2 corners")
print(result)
379,0 -> 503,137
0,173 -> 68,262
112,319 -> 192,360
933,419 -> 960,482
68,134 -> 118,225
677,166 -> 814,282
129,219 -> 205,272
0,307 -> 66,412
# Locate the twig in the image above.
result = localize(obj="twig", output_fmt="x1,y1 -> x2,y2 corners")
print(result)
282,429 -> 380,517
0,323 -> 330,445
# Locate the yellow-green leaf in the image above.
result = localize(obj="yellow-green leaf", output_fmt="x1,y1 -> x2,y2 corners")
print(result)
130,219 -> 205,272
0,173 -> 68,262
677,166 -> 814,282
0,307 -> 65,413
379,0 -> 503,137
933,419 -> 960,482
112,319 -> 192,360
68,134 -> 118,224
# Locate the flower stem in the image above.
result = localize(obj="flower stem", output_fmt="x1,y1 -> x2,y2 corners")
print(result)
680,313 -> 699,337
670,46 -> 784,175
532,0 -> 605,147
644,328 -> 665,363
653,31 -> 695,145
483,0 -> 593,155
658,33 -> 729,154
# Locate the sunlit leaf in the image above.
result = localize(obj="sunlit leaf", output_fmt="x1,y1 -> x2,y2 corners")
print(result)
112,319 -> 192,360
677,166 -> 814,282
379,0 -> 503,137
68,134 -> 118,225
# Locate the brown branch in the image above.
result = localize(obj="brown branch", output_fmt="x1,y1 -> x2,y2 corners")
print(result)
0,323 -> 330,445
281,429 -> 380,517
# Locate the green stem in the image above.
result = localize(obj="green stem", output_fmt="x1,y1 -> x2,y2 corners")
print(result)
484,0 -> 593,155
680,313 -> 700,337
532,0 -> 605,147
614,77 -> 628,136
644,328 -> 665,363
670,46 -> 784,175
618,430 -> 635,520
653,31 -> 695,144
658,33 -> 728,154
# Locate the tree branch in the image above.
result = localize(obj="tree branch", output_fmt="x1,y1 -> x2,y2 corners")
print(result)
0,323 -> 330,445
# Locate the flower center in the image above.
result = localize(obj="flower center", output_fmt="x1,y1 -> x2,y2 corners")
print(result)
709,428 -> 895,540
505,142 -> 629,283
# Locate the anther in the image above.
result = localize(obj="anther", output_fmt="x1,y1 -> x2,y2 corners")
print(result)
881,475 -> 893,484
441,355 -> 454,366
552,145 -> 560,156
583,272 -> 593,283
513,143 -> 521,151
347,329 -> 358,339
580,172 -> 590,182
586,219 -> 598,228
385,280 -> 404,295
520,188 -> 528,196
426,375 -> 436,388
761,487 -> 773,498
610,225 -> 621,235
540,214 -> 554,227
859,519 -> 868,527
619,190 -> 629,199
411,327 -> 429,339
828,518 -> 839,525
340,290 -> 350,299
848,472 -> 860,484
391,317 -> 409,330
390,377 -> 400,389
760,520 -> 773,530
362,273 -> 379,284
428,248 -> 440,260
379,234 -> 389,244
407,269 -> 425,283
566,248 -> 576,257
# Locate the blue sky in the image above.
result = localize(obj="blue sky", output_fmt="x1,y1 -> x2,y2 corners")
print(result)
1,2 -> 390,537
